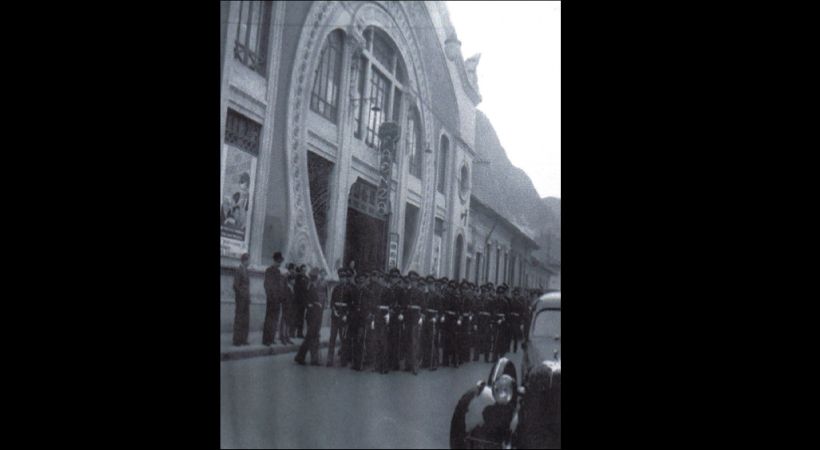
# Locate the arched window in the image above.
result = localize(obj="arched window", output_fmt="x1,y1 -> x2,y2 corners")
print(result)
437,135 -> 449,193
407,107 -> 422,178
311,30 -> 344,123
353,28 -> 408,149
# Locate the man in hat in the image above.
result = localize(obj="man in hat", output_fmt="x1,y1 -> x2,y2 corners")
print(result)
292,264 -> 310,339
403,271 -> 423,375
455,279 -> 472,365
347,271 -> 369,370
441,279 -> 460,368
327,267 -> 353,367
492,284 -> 512,361
420,275 -> 439,370
475,283 -> 493,362
295,269 -> 323,366
232,253 -> 251,346
386,268 -> 404,371
509,287 -> 526,353
373,271 -> 392,374
262,251 -> 287,346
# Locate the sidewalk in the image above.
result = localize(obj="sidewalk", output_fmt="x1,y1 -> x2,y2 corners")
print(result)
221,326 -> 332,361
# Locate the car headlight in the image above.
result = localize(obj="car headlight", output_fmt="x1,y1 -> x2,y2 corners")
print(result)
492,374 -> 515,405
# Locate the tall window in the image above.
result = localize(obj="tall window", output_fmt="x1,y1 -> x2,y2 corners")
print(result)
311,30 -> 344,123
407,107 -> 422,178
354,28 -> 408,149
234,1 -> 272,75
437,135 -> 449,193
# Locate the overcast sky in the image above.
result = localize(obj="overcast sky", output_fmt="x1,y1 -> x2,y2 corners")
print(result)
446,1 -> 561,199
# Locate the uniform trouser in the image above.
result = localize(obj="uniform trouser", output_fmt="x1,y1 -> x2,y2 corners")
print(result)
405,310 -> 421,373
373,312 -> 390,373
388,312 -> 402,370
327,314 -> 347,366
492,319 -> 506,361
441,313 -> 457,367
262,300 -> 280,345
460,315 -> 472,363
477,316 -> 492,361
296,309 -> 322,364
232,296 -> 250,345
364,316 -> 376,366
454,317 -> 468,366
420,314 -> 436,368
349,317 -> 368,370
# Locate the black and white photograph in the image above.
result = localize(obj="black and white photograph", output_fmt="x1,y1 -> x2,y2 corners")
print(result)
220,1 -> 561,448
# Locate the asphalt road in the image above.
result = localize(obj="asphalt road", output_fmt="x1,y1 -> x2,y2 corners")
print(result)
221,349 -> 523,449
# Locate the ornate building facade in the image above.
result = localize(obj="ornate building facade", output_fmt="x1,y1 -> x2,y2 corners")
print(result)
220,1 -> 555,332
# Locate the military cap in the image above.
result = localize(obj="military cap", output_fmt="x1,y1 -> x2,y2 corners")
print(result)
337,267 -> 350,277
407,270 -> 420,279
435,277 -> 446,284
425,275 -> 436,283
496,284 -> 508,293
370,269 -> 381,277
460,279 -> 470,287
448,280 -> 458,287
388,268 -> 402,277
355,272 -> 368,281
441,277 -> 450,284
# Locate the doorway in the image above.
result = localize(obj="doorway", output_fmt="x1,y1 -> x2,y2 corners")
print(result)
344,179 -> 388,273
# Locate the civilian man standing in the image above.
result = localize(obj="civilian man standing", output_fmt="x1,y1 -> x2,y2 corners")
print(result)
232,253 -> 251,346
262,252 -> 286,346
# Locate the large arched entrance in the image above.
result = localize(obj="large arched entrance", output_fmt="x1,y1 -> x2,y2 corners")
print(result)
453,234 -> 464,280
344,178 -> 388,273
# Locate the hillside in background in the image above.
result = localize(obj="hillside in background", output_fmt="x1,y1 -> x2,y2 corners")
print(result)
472,110 -> 560,265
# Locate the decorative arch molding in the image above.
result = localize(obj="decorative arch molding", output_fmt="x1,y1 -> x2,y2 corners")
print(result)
284,1 -> 436,275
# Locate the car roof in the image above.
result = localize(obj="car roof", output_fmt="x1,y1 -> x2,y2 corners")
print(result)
536,291 -> 561,310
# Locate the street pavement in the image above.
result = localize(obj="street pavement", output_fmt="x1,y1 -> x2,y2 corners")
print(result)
221,349 -> 524,449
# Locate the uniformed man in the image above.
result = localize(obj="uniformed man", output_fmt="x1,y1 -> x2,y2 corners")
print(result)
295,269 -> 323,366
326,267 -> 353,367
493,284 -> 512,361
420,275 -> 438,370
373,271 -> 392,374
387,268 -> 404,371
349,272 -> 370,371
475,283 -> 492,362
232,253 -> 251,346
510,287 -> 525,353
441,279 -> 459,367
401,271 -> 423,375
363,270 -> 383,368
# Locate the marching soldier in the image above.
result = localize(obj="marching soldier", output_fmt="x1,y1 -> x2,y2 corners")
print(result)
387,269 -> 404,371
373,271 -> 393,374
403,271 -> 423,375
441,279 -> 459,368
349,272 -> 369,371
420,275 -> 439,370
457,280 -> 473,365
510,287 -> 525,353
475,283 -> 493,362
493,284 -> 512,361
326,267 -> 353,367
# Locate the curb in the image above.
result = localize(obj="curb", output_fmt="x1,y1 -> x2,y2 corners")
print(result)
221,340 -> 330,362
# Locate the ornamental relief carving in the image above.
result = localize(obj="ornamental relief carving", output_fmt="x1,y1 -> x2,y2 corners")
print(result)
285,1 -> 436,274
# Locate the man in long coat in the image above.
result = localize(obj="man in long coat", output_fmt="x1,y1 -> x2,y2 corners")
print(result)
232,253 -> 251,346
262,251 -> 286,346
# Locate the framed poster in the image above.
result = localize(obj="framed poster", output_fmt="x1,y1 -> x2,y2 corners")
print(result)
220,144 -> 257,258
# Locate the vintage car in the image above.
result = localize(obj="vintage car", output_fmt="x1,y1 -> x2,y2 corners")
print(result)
450,292 -> 561,449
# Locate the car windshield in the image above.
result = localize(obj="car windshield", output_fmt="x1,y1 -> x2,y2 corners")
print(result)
532,309 -> 561,340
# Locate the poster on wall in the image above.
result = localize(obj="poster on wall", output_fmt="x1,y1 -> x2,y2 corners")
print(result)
221,144 -> 257,258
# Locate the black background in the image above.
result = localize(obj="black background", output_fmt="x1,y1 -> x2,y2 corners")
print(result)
18,1 -> 798,447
